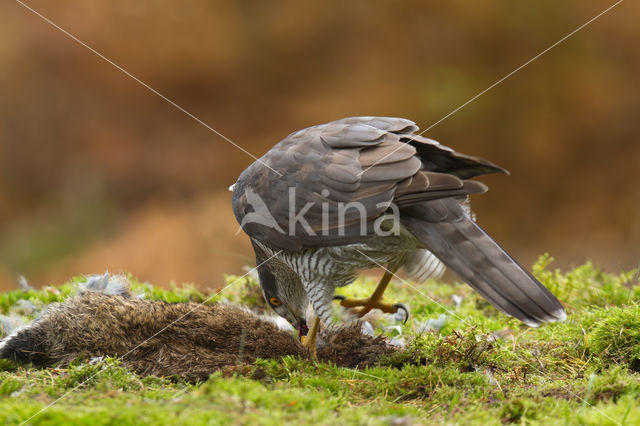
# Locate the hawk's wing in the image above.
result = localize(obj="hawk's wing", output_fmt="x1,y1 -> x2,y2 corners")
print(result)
232,117 -> 505,251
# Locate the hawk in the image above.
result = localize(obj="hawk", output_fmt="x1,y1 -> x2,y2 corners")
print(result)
231,117 -> 566,352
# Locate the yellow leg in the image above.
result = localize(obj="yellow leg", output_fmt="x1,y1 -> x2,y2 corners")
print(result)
336,266 -> 408,321
300,316 -> 320,360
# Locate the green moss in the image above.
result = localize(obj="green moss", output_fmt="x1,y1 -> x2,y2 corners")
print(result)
585,305 -> 640,370
0,258 -> 639,424
533,254 -> 640,309
0,377 -> 22,396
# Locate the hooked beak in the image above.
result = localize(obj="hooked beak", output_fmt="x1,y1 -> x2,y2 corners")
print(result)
297,318 -> 309,338
284,303 -> 308,339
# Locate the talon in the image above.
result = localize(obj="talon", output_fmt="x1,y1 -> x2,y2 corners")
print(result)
333,295 -> 346,301
394,303 -> 409,324
302,317 -> 320,360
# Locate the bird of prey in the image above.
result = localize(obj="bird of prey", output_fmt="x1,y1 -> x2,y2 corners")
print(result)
231,116 -> 566,352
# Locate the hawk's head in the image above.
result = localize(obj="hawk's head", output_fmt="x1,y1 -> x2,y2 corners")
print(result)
252,241 -> 310,338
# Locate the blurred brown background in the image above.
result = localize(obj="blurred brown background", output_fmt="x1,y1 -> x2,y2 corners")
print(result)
0,0 -> 638,291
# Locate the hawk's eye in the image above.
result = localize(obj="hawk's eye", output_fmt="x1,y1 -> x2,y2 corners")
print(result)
269,297 -> 281,306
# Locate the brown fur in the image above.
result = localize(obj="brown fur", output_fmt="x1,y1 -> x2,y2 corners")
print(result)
0,293 -> 396,382
317,323 -> 397,369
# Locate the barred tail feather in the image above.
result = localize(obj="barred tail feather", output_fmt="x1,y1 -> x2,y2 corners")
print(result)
403,249 -> 446,282
402,199 -> 566,326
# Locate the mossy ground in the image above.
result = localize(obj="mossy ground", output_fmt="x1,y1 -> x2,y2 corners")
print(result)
0,255 -> 639,425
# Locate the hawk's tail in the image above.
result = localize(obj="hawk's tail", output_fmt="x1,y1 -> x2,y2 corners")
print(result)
402,200 -> 566,326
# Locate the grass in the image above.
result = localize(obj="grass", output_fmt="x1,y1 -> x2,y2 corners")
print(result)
0,255 -> 639,425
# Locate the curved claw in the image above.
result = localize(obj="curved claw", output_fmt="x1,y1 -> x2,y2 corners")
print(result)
333,295 -> 346,301
393,303 -> 409,324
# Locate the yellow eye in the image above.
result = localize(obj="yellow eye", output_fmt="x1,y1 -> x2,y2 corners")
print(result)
269,297 -> 281,306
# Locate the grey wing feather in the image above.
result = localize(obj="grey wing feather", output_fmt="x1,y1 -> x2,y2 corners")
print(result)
232,117 -> 509,251
330,117 -> 508,178
401,199 -> 566,326
233,120 -> 419,250
328,116 -> 419,134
